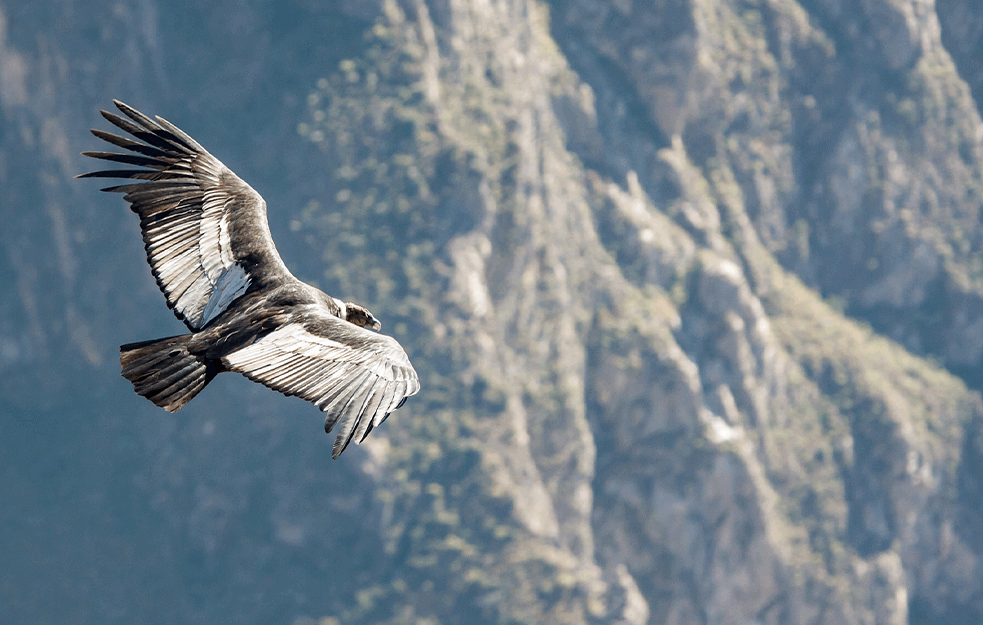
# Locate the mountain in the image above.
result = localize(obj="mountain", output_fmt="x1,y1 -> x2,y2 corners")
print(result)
3,1 -> 983,623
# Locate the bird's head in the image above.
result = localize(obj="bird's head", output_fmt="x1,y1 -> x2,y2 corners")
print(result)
345,302 -> 382,331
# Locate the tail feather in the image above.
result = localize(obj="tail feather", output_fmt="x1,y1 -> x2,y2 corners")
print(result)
120,335 -> 219,411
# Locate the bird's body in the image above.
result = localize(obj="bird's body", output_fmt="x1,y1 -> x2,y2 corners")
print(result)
80,100 -> 419,457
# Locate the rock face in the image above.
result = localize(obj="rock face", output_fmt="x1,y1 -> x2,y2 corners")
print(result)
3,0 -> 983,624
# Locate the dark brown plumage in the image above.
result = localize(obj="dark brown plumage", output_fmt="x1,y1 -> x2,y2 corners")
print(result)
79,100 -> 419,458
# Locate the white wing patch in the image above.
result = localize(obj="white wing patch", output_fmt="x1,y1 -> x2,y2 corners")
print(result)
201,263 -> 250,325
149,201 -> 248,328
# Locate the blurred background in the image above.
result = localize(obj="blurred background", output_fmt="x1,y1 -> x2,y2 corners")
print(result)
3,0 -> 983,623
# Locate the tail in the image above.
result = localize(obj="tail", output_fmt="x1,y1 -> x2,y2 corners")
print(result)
120,335 -> 219,412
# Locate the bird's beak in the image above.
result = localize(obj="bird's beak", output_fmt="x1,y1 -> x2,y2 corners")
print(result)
370,318 -> 382,331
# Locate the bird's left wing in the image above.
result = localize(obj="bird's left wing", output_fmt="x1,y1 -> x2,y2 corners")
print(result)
221,311 -> 420,458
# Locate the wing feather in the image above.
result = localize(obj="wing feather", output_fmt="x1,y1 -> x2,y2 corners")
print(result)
222,314 -> 419,458
333,375 -> 376,457
80,151 -> 169,169
374,383 -> 399,427
79,100 -> 292,330
89,129 -> 170,157
319,371 -> 361,428
354,385 -> 387,444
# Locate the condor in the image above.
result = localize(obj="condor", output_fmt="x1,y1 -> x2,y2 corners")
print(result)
79,100 -> 419,458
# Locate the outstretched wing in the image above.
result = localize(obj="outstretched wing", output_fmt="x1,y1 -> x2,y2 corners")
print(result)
78,100 -> 292,330
221,311 -> 420,458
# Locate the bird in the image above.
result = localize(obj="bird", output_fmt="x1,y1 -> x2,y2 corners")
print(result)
78,100 -> 420,458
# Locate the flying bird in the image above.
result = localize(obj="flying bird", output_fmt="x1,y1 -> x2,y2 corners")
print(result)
79,100 -> 419,458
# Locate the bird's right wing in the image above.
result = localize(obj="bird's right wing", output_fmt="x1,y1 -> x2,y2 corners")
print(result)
221,311 -> 420,458
78,100 -> 293,330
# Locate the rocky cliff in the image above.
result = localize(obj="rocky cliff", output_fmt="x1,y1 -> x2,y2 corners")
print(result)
3,1 -> 983,624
